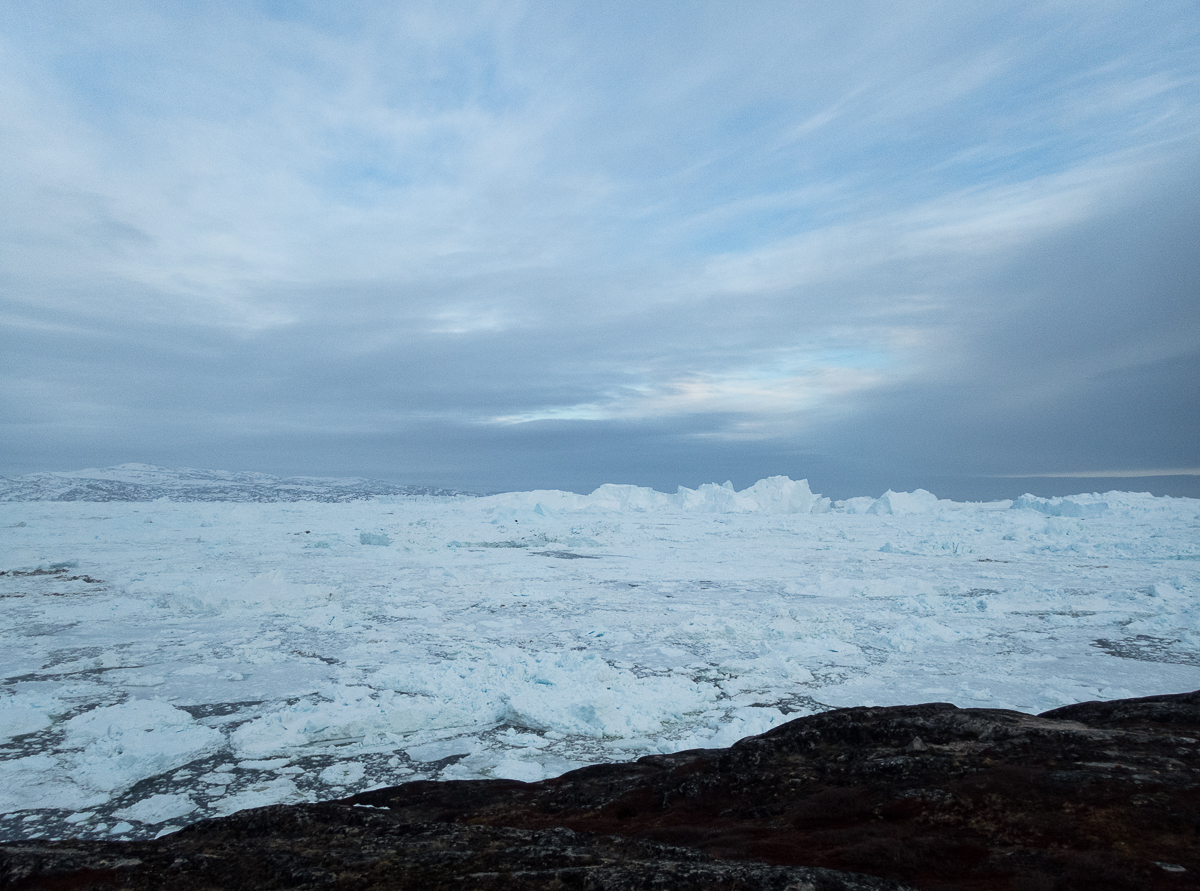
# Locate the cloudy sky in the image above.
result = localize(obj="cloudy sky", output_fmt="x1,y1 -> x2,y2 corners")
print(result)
2,1 -> 1198,498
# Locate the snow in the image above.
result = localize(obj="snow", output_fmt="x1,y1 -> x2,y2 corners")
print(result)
1,473 -> 1198,841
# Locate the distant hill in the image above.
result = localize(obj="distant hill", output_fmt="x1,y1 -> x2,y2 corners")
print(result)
0,463 -> 470,503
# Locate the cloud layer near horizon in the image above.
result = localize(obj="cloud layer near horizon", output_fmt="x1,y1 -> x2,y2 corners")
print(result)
2,2 -> 1198,498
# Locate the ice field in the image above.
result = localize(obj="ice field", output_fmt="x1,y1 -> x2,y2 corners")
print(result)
2,473 -> 1199,842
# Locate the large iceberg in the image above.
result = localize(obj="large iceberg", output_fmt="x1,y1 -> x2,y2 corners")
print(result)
487,475 -> 830,515
1012,494 -> 1108,518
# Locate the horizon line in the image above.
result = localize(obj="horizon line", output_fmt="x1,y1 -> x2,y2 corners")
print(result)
986,468 -> 1200,479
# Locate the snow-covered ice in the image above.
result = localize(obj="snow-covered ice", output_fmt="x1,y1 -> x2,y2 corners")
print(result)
1,473 -> 1198,841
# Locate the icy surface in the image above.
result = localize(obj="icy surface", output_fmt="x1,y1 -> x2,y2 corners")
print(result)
1,473 -> 1198,841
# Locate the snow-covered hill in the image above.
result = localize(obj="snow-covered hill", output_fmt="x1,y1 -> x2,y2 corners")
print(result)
0,464 -> 467,503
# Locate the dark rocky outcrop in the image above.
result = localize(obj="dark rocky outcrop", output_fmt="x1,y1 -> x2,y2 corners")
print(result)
3,690 -> 1197,890
0,815 -> 904,890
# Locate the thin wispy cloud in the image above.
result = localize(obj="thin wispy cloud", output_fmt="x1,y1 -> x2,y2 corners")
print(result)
995,469 -> 1200,479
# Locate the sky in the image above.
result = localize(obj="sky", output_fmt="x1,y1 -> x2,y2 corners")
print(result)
2,1 -> 1198,499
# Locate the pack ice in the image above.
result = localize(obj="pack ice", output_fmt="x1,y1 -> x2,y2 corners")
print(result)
1,471 -> 1197,842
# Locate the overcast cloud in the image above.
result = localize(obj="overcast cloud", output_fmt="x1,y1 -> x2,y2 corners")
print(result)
2,1 -> 1198,498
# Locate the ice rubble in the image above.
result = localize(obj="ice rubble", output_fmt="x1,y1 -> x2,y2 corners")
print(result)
0,702 -> 222,813
0,692 -> 58,739
0,474 -> 1197,842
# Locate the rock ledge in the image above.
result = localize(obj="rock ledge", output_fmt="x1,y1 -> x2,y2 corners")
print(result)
3,690 -> 1198,890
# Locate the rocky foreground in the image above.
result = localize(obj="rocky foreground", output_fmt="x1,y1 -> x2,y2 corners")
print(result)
2,690 -> 1197,890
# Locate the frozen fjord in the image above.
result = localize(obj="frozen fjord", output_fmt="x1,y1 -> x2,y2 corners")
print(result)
1,476 -> 1198,842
